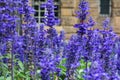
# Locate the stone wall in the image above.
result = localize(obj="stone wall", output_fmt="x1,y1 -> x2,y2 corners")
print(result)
60,0 -> 79,39
30,0 -> 120,38
60,0 -> 120,38
112,0 -> 120,34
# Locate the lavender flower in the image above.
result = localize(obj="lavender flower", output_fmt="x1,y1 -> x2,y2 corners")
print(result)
75,0 -> 89,21
65,0 -> 95,79
40,48 -> 61,80
84,18 -> 120,80
17,0 -> 38,79
0,0 -> 120,80
84,60 -> 109,80
102,18 -> 110,29
65,35 -> 81,80
41,0 -> 60,27
74,0 -> 95,35
39,0 -> 65,80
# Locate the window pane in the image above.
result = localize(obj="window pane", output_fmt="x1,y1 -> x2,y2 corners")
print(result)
55,12 -> 58,17
40,18 -> 44,23
35,12 -> 39,16
40,12 -> 45,16
33,0 -> 60,24
101,0 -> 110,4
40,0 -> 46,2
100,5 -> 110,14
34,5 -> 39,10
100,0 -> 110,15
34,0 -> 39,2
54,5 -> 59,10
35,18 -> 39,22
54,0 -> 59,2
40,7 -> 45,11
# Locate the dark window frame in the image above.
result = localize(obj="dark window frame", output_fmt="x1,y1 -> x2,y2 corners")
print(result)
32,0 -> 61,25
100,0 -> 111,16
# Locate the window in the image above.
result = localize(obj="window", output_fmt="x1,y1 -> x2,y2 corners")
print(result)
100,0 -> 111,15
33,0 -> 60,24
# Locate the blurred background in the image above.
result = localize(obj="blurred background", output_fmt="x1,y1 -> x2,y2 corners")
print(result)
32,0 -> 120,39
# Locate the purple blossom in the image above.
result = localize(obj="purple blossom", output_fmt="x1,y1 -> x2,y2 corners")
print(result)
102,18 -> 110,29
84,18 -> 120,80
76,0 -> 89,21
41,0 -> 60,27
38,0 -> 65,80
0,0 -> 120,80
74,0 -> 95,35
40,48 -> 61,80
84,60 -> 109,80
65,35 -> 81,80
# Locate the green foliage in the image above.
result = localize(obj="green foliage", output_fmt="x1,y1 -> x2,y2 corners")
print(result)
58,58 -> 66,80
58,58 -> 90,80
0,54 -> 11,80
76,60 -> 91,80
0,53 -> 31,80
0,54 -> 91,80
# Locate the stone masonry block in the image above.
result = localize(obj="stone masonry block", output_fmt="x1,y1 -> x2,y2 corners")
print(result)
61,17 -> 78,26
61,0 -> 74,8
63,26 -> 77,33
61,8 -> 73,16
113,9 -> 120,17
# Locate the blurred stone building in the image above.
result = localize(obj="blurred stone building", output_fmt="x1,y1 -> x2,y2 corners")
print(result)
32,0 -> 120,38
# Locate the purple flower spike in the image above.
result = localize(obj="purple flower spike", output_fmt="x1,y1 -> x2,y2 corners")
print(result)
42,0 -> 60,27
102,18 -> 110,29
74,0 -> 95,35
76,0 -> 89,21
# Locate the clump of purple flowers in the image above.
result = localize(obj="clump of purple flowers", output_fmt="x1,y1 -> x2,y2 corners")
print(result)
0,0 -> 120,80
42,0 -> 60,27
84,18 -> 120,80
66,0 -> 120,80
39,0 -> 65,79
65,0 -> 95,79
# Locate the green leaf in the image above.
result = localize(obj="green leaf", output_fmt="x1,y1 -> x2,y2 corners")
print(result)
25,71 -> 30,75
0,76 -> 4,80
3,54 -> 11,59
58,65 -> 66,71
17,72 -> 26,78
17,61 -> 24,70
0,56 -> 3,60
6,76 -> 11,80
26,77 -> 31,80
60,58 -> 66,64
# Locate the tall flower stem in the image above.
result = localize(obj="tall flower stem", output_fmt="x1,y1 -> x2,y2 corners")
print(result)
33,40 -> 38,80
7,40 -> 14,80
85,60 -> 88,80
11,42 -> 14,80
